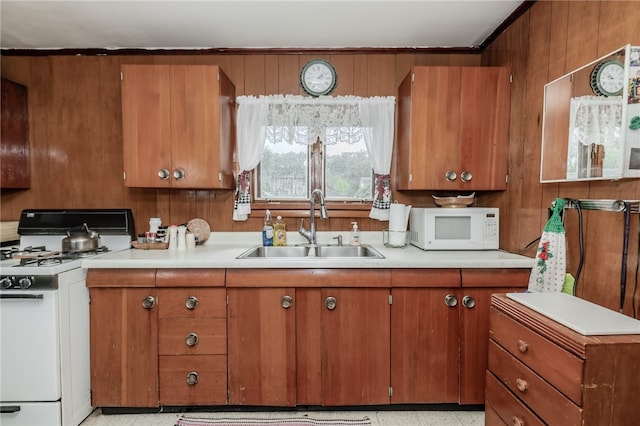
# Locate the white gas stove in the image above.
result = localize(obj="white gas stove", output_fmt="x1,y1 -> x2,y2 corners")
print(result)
0,209 -> 134,426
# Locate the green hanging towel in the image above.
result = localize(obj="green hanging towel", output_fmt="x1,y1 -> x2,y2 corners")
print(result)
528,198 -> 567,292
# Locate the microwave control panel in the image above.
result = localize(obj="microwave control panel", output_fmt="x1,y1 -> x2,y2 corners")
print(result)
484,214 -> 499,240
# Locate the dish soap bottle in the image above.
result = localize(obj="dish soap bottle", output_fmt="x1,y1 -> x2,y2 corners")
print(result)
262,209 -> 274,246
273,215 -> 287,246
350,221 -> 361,246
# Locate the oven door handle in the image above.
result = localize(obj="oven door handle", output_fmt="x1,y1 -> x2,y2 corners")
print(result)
0,405 -> 21,413
0,293 -> 44,300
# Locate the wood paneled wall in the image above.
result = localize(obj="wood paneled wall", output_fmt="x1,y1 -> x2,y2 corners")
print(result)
1,0 -> 639,315
483,0 -> 640,315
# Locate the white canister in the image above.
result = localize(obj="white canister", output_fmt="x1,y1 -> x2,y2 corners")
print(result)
177,225 -> 187,251
149,217 -> 162,233
186,233 -> 196,250
168,225 -> 178,250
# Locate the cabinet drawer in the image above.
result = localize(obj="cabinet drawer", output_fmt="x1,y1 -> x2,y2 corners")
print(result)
484,403 -> 507,426
485,371 -> 544,426
490,307 -> 583,405
159,318 -> 226,355
159,355 -> 227,405
158,288 -> 226,318
488,340 -> 582,424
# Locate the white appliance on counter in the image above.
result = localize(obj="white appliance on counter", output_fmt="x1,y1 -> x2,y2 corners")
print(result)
0,209 -> 135,426
409,207 -> 499,250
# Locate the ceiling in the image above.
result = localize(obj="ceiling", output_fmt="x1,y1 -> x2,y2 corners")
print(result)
1,1 -> 526,51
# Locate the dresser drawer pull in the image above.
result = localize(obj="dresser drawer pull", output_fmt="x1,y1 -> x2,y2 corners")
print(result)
186,371 -> 199,385
516,378 -> 528,392
185,332 -> 199,347
185,296 -> 199,310
512,416 -> 525,426
517,339 -> 529,353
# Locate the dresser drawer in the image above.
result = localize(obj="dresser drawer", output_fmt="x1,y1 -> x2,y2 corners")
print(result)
488,340 -> 582,424
159,318 -> 226,355
159,355 -> 227,405
158,288 -> 226,318
490,307 -> 583,405
485,371 -> 544,426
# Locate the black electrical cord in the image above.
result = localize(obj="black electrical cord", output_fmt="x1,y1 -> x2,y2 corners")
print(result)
572,200 -> 585,296
633,212 -> 640,319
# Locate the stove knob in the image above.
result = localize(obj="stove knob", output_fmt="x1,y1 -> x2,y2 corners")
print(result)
1,277 -> 13,289
18,277 -> 33,289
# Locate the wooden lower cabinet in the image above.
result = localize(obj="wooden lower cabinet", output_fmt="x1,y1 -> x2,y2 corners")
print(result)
487,294 -> 640,426
88,270 -> 158,407
226,269 -> 391,407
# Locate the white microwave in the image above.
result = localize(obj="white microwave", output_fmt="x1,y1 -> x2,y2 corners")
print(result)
409,207 -> 499,250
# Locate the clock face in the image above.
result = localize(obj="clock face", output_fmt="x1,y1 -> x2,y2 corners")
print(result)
591,60 -> 624,96
300,59 -> 337,96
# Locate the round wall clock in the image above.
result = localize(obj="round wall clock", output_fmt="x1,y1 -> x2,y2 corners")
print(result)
590,59 -> 624,96
300,59 -> 337,97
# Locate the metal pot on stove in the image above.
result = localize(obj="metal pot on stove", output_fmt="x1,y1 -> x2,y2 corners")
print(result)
62,223 -> 100,253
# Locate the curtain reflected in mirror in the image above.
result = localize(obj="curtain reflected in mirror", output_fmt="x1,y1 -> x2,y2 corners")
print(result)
566,96 -> 623,179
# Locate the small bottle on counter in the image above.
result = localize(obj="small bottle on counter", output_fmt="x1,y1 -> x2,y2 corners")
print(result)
149,217 -> 162,233
262,209 -> 274,246
273,215 -> 287,246
168,225 -> 178,250
186,232 -> 196,250
350,221 -> 361,246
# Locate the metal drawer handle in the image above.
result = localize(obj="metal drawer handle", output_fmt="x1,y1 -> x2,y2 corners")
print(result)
0,406 -> 21,413
511,416 -> 525,426
185,332 -> 199,347
516,378 -> 528,393
460,171 -> 473,182
186,371 -> 199,385
281,295 -> 293,309
173,169 -> 186,180
185,296 -> 199,310
517,339 -> 529,353
325,296 -> 337,310
142,295 -> 156,310
444,294 -> 458,307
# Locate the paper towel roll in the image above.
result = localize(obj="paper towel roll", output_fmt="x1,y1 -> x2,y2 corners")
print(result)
389,204 -> 411,231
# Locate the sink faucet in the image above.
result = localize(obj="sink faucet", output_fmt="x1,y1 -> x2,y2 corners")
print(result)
299,188 -> 328,245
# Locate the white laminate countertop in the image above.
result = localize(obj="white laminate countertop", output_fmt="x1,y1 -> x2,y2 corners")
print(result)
82,231 -> 533,270
507,292 -> 640,335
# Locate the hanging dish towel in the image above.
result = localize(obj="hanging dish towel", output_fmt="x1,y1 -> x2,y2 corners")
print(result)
528,198 -> 567,293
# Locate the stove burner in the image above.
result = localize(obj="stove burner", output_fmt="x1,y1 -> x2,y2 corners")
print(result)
0,247 -> 19,260
12,246 -> 110,267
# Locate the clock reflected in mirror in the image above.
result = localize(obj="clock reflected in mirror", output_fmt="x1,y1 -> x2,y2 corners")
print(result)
590,59 -> 624,96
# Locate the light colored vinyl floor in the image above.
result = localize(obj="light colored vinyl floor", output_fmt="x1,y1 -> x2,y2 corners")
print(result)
80,408 -> 485,426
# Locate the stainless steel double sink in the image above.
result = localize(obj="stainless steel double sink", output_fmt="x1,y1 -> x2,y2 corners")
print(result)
236,244 -> 384,259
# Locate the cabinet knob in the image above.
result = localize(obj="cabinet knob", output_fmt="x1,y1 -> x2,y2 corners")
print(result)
462,295 -> 476,309
325,296 -> 337,310
444,293 -> 458,307
445,170 -> 457,181
185,296 -> 199,310
173,169 -> 186,180
511,416 -> 525,426
517,339 -> 529,353
281,295 -> 293,309
516,378 -> 528,393
158,168 -> 170,180
185,332 -> 199,347
141,295 -> 156,310
186,371 -> 199,385
460,171 -> 473,182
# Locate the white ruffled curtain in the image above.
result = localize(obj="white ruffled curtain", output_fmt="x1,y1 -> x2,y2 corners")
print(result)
569,95 -> 623,147
233,95 -> 396,221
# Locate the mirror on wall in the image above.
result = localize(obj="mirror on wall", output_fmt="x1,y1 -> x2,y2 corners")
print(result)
540,44 -> 640,183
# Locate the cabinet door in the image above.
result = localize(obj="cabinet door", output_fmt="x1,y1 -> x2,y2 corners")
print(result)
1,78 -> 30,189
89,287 -> 159,407
321,288 -> 391,406
227,288 -> 297,406
390,288 -> 459,403
121,65 -> 172,188
170,65 -> 233,189
458,67 -> 510,190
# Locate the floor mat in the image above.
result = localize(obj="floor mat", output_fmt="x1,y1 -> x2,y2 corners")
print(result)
175,415 -> 372,426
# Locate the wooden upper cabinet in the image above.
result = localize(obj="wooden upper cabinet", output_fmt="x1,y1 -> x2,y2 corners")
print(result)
120,64 -> 236,189
1,78 -> 30,189
395,66 -> 510,190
